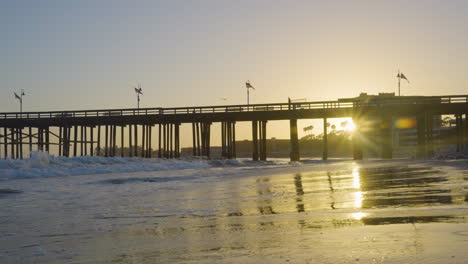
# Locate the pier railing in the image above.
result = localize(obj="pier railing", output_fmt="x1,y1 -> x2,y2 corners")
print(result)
1,95 -> 467,120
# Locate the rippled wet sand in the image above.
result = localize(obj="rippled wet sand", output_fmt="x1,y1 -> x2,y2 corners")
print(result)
0,160 -> 467,263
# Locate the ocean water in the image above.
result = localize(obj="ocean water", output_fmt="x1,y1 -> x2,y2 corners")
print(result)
0,153 -> 467,263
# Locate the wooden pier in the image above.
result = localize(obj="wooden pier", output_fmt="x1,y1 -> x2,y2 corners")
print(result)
1,94 -> 468,161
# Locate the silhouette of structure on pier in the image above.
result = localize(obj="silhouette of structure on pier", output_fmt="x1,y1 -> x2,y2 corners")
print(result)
1,93 -> 468,161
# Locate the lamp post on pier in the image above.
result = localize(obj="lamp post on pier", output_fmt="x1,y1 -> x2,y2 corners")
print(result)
14,90 -> 26,114
134,84 -> 143,110
246,80 -> 255,105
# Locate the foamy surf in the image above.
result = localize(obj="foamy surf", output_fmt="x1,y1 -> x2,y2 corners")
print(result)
0,151 -> 288,180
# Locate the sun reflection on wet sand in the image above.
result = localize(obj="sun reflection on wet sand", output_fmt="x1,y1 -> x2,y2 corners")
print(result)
351,166 -> 364,209
353,191 -> 364,208
351,212 -> 368,220
352,167 -> 361,189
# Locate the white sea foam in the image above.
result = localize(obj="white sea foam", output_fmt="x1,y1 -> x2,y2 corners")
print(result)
0,152 -> 286,180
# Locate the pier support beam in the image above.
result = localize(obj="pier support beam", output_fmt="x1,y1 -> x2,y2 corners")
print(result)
112,125 -> 117,157
192,122 -> 211,157
12,128 -> 16,159
289,119 -> 300,162
109,125 -> 113,157
221,122 -> 225,157
28,127 -> 32,157
134,125 -> 138,157
84,126 -> 88,156
323,118 -> 328,160
3,127 -> 7,159
174,124 -> 180,158
17,128 -> 21,158
380,115 -> 393,159
128,125 -> 132,157
19,128 -> 23,159
120,126 -> 124,157
148,125 -> 153,158
141,124 -> 146,158
105,125 -> 109,157
252,121 -> 267,161
426,113 -> 434,157
158,124 -> 162,158
67,126 -> 72,157
465,113 -> 468,149
45,127 -> 50,154
0,130 -> 3,159
62,127 -> 66,157
260,120 -> 267,161
252,121 -> 259,161
158,123 -> 181,159
58,127 -> 63,156
62,126 -> 69,157
80,126 -> 84,156
191,123 -> 196,156
352,118 -> 363,160
202,122 -> 211,157
14,128 -> 18,159
97,126 -> 101,156
169,124 -> 173,158
73,126 -> 78,157
164,124 -> 168,158
11,128 -> 16,158
456,114 -> 463,152
164,124 -> 169,158
90,126 -> 94,157
416,114 -> 427,158
37,128 -> 42,152
194,123 -> 200,156
175,123 -> 181,158
221,121 -> 235,159
456,114 -> 460,152
141,124 -> 153,158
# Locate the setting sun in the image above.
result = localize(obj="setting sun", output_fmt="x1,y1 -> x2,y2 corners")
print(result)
343,120 -> 356,131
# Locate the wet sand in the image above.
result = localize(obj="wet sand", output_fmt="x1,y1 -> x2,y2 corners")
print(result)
0,159 -> 467,263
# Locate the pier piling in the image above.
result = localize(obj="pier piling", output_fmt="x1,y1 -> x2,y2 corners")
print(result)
289,119 -> 300,161
323,118 -> 328,160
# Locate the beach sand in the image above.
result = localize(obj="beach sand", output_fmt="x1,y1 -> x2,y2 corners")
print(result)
0,159 -> 467,263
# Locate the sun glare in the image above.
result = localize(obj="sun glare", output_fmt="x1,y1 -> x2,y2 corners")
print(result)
343,120 -> 356,131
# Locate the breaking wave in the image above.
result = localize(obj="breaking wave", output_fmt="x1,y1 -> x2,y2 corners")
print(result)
0,152 -> 285,181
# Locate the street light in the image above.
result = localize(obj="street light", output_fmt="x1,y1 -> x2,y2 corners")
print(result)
133,84 -> 143,109
245,81 -> 255,105
14,90 -> 26,113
